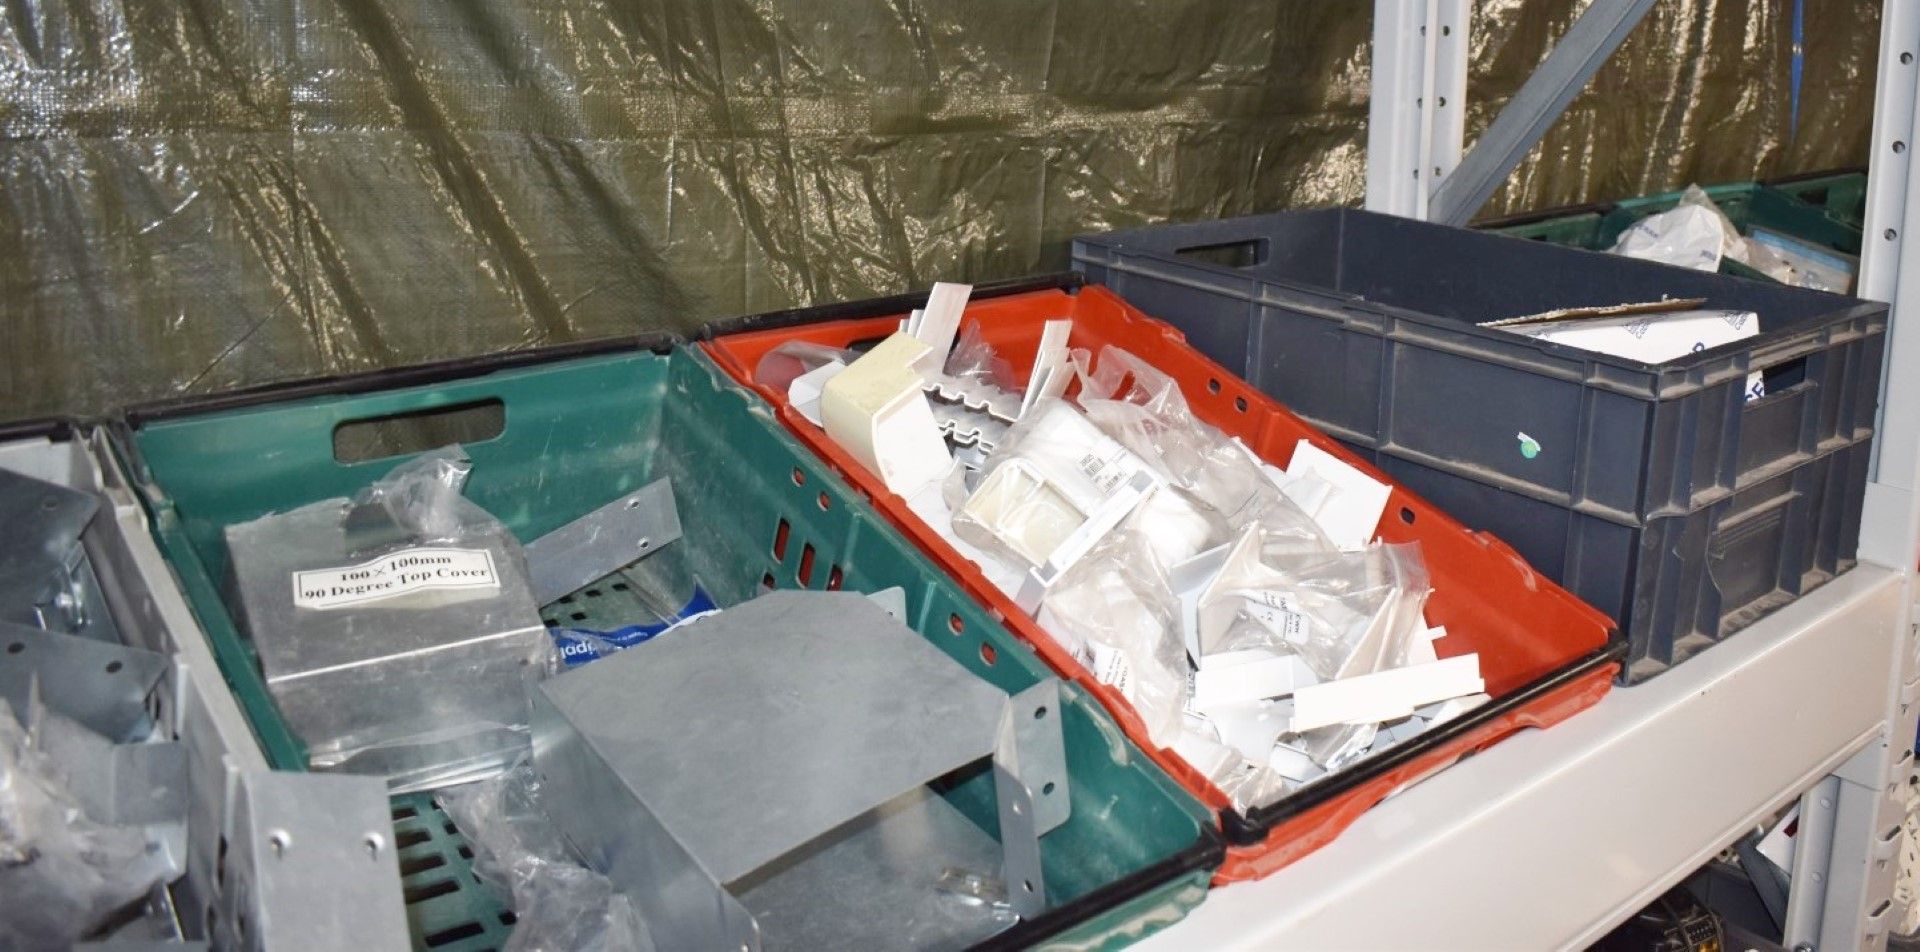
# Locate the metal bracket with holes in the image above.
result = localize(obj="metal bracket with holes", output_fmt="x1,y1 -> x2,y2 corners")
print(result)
218,771 -> 409,952
0,620 -> 168,742
522,477 -> 682,605
533,590 -> 1070,951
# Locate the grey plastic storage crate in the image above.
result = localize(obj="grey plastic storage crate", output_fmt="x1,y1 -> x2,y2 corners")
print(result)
1073,209 -> 1886,682
0,421 -> 410,948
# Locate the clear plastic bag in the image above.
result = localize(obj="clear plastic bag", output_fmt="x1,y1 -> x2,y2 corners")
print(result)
357,446 -> 479,541
1609,184 -> 1730,271
1209,539 -> 1430,677
223,446 -> 555,792
0,699 -> 177,949
1608,183 -> 1807,285
943,321 -> 1017,392
439,764 -> 654,952
1209,539 -> 1433,774
1173,533 -> 1432,809
952,399 -> 1213,573
1035,531 -> 1189,747
751,340 -> 857,395
1073,346 -> 1331,553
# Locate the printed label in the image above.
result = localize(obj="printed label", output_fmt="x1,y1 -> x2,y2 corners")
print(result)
293,547 -> 499,610
1242,590 -> 1308,644
548,588 -> 719,667
1076,440 -> 1144,496
1089,642 -> 1135,698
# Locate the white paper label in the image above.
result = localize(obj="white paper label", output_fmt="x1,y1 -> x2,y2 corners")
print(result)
293,547 -> 500,610
1089,642 -> 1135,698
1242,591 -> 1308,644
1077,440 -> 1144,496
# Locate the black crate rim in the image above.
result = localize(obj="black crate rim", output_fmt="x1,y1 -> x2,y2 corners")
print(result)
697,272 -> 1084,340
1471,200 -> 1617,232
0,416 -> 77,443
1080,208 -> 1889,380
122,331 -> 677,427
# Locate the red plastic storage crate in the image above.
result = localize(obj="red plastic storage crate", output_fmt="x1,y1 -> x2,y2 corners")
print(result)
702,274 -> 1622,882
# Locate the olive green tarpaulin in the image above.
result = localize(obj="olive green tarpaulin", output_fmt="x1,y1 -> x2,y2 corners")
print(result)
0,0 -> 1880,421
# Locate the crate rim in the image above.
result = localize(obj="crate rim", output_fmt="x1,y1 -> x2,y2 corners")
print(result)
121,331 -> 678,428
1763,165 -> 1869,187
1471,200 -> 1615,231
1076,207 -> 1889,380
0,415 -> 77,443
697,272 -> 1085,341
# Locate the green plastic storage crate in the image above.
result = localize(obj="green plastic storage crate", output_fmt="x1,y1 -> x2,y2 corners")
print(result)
1768,169 -> 1869,230
1477,203 -> 1610,247
116,340 -> 1221,952
1481,182 -> 1861,286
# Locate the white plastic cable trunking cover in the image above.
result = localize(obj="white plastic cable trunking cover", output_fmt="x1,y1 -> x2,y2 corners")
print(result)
1287,654 -> 1485,733
820,333 -> 953,495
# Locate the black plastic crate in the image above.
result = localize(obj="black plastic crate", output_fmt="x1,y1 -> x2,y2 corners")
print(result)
1072,208 -> 1886,682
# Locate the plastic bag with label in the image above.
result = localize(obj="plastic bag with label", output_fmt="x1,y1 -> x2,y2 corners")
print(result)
1072,346 -> 1331,553
1036,530 -> 1189,747
1169,531 -> 1433,811
1609,184 -> 1806,286
1210,538 -> 1433,772
950,399 -> 1213,574
1210,539 -> 1429,676
1610,184 -> 1734,271
223,446 -> 555,792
